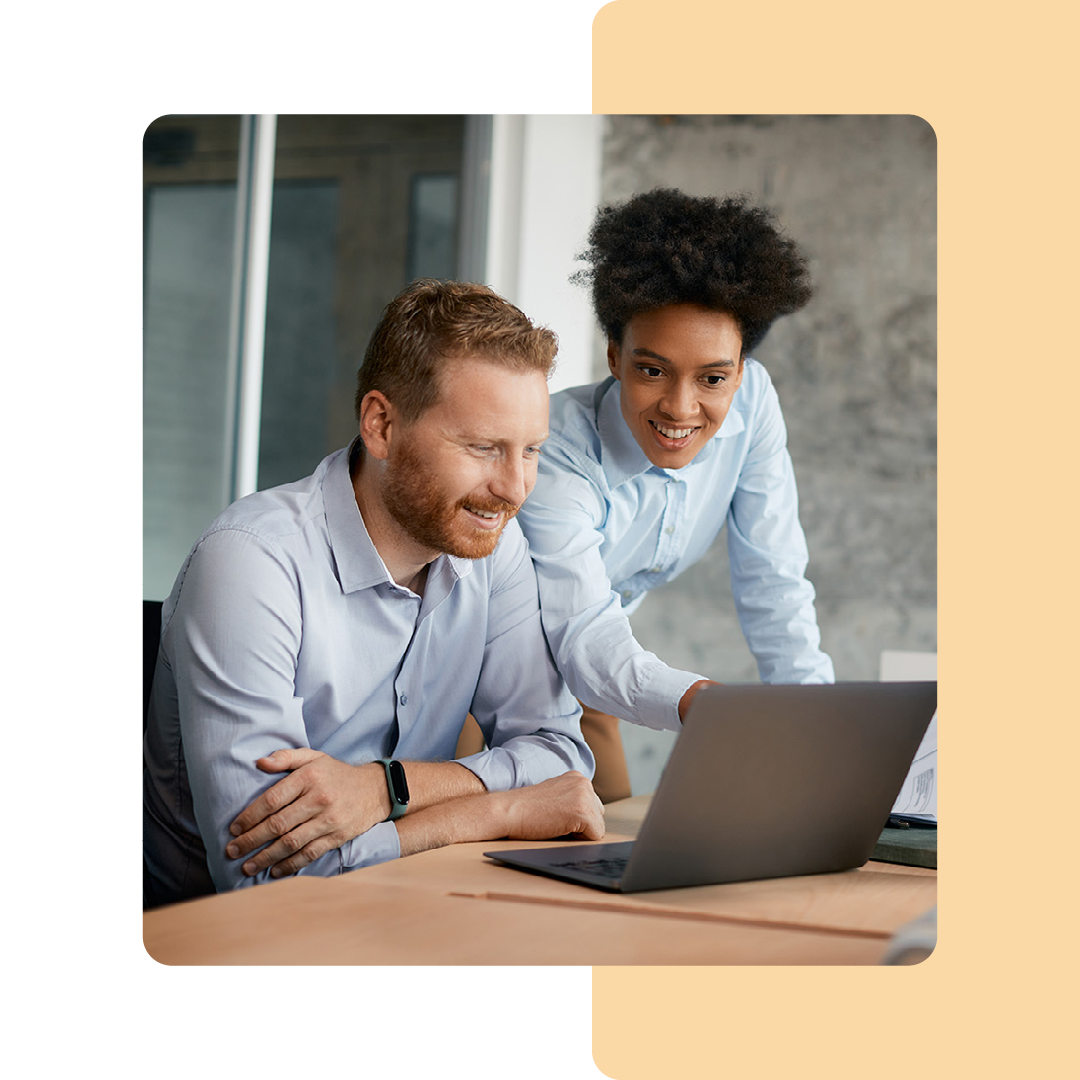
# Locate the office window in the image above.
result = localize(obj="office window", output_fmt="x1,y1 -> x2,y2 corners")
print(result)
143,115 -> 467,598
144,117 -> 242,599
407,173 -> 459,281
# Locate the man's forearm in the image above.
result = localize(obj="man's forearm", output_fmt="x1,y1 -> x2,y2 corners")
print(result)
394,790 -> 511,856
399,759 -> 487,813
395,771 -> 605,858
229,764 -> 604,881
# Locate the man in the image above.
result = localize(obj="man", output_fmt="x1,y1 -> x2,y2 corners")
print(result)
144,280 -> 602,908
515,189 -> 835,801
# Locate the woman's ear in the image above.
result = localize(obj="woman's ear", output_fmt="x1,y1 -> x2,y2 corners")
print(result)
606,338 -> 622,380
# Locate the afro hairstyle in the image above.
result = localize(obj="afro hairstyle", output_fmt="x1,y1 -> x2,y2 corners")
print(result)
573,188 -> 813,355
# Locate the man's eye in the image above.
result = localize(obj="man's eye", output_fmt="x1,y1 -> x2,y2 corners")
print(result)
704,374 -> 725,386
640,366 -> 663,378
524,445 -> 542,457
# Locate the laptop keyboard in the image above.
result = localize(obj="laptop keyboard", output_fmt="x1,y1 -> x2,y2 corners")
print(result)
550,855 -> 629,879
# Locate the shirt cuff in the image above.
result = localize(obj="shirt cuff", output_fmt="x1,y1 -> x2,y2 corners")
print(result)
634,665 -> 709,732
456,748 -> 515,792
339,819 -> 402,870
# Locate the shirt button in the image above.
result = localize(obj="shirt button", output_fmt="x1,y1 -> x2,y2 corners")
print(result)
622,590 -> 632,600
651,566 -> 661,573
399,694 -> 408,706
665,526 -> 674,535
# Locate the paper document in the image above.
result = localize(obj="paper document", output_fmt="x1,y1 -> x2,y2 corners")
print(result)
890,712 -> 937,822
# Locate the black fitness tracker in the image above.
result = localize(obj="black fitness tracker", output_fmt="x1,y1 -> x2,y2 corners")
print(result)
378,758 -> 410,821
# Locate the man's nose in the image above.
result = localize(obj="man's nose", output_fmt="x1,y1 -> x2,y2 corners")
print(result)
491,456 -> 530,507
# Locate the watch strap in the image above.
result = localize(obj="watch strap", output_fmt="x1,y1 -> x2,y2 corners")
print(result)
377,758 -> 410,821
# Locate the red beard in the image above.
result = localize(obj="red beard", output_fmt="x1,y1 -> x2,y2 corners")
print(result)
382,441 -> 519,560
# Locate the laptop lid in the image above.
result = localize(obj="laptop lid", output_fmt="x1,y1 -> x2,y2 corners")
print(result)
485,681 -> 937,892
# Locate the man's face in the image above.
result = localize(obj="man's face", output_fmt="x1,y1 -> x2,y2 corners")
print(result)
382,357 -> 550,560
608,304 -> 745,470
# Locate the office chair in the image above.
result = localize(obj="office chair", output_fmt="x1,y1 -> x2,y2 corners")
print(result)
143,600 -> 163,731
143,599 -> 164,910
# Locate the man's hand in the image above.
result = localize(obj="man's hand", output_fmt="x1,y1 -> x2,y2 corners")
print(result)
497,771 -> 606,842
678,678 -> 721,723
226,749 -> 390,878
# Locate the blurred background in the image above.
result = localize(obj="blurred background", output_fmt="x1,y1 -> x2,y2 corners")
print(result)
143,113 -> 936,792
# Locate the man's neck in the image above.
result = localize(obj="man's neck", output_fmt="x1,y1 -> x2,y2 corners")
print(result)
351,453 -> 437,594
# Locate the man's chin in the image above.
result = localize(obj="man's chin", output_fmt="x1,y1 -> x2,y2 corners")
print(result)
443,523 -> 506,560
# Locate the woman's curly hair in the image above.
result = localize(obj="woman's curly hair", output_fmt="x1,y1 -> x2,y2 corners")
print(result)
573,188 -> 813,355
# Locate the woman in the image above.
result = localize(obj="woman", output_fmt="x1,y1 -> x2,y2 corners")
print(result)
516,188 -> 835,802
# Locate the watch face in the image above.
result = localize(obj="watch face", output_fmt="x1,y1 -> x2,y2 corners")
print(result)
387,759 -> 410,805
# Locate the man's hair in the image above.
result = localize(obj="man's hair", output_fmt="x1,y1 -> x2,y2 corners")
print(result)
355,279 -> 558,424
572,188 -> 813,355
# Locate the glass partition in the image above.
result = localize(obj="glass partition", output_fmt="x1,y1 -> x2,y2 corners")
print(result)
143,114 -> 468,598
143,116 -> 241,599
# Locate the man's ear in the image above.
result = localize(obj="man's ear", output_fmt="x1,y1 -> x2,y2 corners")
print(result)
358,390 -> 396,461
606,338 -> 622,380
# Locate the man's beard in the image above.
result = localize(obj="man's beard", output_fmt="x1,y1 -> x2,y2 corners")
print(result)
382,441 -> 520,560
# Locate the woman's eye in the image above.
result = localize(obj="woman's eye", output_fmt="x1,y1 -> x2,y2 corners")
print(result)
640,366 -> 663,378
704,374 -> 725,386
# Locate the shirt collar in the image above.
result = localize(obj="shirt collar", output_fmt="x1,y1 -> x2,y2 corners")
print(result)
595,377 -> 747,488
324,445 -> 472,595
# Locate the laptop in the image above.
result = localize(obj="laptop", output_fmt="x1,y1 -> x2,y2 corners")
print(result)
484,681 -> 936,892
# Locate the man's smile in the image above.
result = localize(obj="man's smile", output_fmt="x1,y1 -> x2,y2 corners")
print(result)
463,504 -> 504,528
459,495 -> 520,532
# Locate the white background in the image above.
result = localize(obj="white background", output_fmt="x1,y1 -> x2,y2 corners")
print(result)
7,3 -> 609,1078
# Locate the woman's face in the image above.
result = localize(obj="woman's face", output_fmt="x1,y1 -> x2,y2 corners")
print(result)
608,304 -> 745,470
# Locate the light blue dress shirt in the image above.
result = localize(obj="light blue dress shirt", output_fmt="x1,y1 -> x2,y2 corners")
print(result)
516,359 -> 834,733
144,446 -> 592,905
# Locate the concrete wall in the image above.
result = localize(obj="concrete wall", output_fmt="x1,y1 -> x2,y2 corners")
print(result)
593,116 -> 937,793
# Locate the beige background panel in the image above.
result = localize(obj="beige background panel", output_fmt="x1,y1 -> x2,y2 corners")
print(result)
592,0 -> 1075,1079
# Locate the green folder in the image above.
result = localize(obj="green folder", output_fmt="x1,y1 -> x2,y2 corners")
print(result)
872,825 -> 937,869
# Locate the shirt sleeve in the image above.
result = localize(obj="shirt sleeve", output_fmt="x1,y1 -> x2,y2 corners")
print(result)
166,526 -> 401,894
456,523 -> 597,785
518,449 -> 704,732
726,379 -> 835,684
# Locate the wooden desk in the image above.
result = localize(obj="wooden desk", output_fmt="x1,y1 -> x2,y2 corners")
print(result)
143,795 -> 935,966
